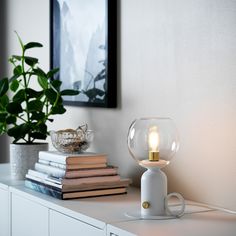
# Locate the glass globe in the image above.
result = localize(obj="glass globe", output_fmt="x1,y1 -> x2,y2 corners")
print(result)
127,117 -> 179,167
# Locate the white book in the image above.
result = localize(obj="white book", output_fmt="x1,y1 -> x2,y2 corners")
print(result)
25,173 -> 62,189
28,169 -> 48,179
38,151 -> 107,165
35,162 -> 65,178
38,159 -> 66,170
45,176 -> 62,185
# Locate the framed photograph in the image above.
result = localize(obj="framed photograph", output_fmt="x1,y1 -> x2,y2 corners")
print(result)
50,0 -> 117,108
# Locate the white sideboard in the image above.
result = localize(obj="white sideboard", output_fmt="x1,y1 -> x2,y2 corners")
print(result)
0,182 -> 9,236
0,164 -> 236,236
0,164 -> 22,236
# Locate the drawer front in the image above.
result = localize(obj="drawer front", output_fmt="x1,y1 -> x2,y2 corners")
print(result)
0,188 -> 9,236
11,194 -> 49,236
107,225 -> 136,236
50,210 -> 105,236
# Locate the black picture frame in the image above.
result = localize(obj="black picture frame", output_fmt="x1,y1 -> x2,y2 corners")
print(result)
50,0 -> 117,108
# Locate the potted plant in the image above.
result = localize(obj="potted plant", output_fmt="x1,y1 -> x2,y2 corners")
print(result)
0,33 -> 79,179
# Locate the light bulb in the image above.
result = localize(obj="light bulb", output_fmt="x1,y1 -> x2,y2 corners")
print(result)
148,126 -> 160,161
148,126 -> 159,151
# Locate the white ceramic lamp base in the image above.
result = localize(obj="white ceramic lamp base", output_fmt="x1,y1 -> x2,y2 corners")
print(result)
126,160 -> 185,220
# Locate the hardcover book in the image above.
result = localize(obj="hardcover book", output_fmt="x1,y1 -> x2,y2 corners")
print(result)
35,163 -> 118,179
25,180 -> 127,200
38,151 -> 107,165
25,171 -> 131,193
27,170 -> 120,185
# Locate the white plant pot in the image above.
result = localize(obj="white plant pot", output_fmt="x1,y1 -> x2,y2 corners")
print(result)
10,143 -> 48,180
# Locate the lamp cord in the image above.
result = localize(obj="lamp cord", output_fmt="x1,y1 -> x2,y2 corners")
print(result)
168,202 -> 236,216
184,202 -> 236,215
125,203 -> 236,221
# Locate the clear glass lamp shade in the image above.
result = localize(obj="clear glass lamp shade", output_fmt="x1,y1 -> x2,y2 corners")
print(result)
127,117 -> 179,167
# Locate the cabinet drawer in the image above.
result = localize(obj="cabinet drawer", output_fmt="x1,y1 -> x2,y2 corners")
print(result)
11,194 -> 48,236
107,224 -> 136,236
0,187 -> 9,236
50,210 -> 104,236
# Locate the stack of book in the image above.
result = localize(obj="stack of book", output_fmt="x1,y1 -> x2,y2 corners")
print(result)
25,151 -> 131,200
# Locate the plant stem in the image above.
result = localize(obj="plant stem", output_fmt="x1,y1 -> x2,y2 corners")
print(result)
21,49 -> 31,143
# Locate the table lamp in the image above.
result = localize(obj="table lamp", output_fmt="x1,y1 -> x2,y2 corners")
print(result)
127,117 -> 185,219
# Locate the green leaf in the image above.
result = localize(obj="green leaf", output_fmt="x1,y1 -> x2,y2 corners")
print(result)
8,57 -> 16,65
0,113 -> 7,122
26,88 -> 43,99
9,74 -> 20,83
51,80 -> 62,91
15,31 -> 24,50
37,123 -> 47,133
0,95 -> 9,109
38,76 -> 48,89
28,100 -> 43,112
0,123 -> 6,135
10,79 -> 19,92
31,111 -> 45,121
6,102 -> 23,114
0,78 -> 9,97
13,65 -> 22,76
24,42 -> 43,50
12,55 -> 22,61
45,88 -> 57,104
6,115 -> 16,124
51,105 -> 66,114
24,56 -> 38,66
33,67 -> 47,78
7,123 -> 30,139
30,132 -> 47,140
7,126 -> 21,138
61,89 -> 79,96
47,68 -> 59,78
13,89 -> 25,103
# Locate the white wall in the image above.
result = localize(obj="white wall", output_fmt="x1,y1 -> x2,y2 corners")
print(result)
3,0 -> 236,210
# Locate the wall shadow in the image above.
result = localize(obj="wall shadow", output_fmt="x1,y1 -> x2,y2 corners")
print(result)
0,0 -> 9,163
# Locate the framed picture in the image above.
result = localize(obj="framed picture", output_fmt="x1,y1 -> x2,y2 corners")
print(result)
50,0 -> 117,108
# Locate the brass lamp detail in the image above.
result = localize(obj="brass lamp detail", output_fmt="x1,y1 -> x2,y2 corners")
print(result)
142,201 -> 150,209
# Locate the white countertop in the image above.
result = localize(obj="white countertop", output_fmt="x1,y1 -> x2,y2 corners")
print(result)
108,209 -> 236,236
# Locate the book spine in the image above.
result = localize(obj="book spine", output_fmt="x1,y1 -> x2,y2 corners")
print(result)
25,180 -> 63,199
49,161 -> 66,170
29,176 -> 131,193
39,151 -> 66,164
62,175 -> 120,186
26,173 -> 62,188
65,167 -> 118,178
66,163 -> 107,170
66,157 -> 107,165
38,151 -> 107,165
28,169 -> 48,179
35,163 -> 65,178
63,187 -> 127,199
